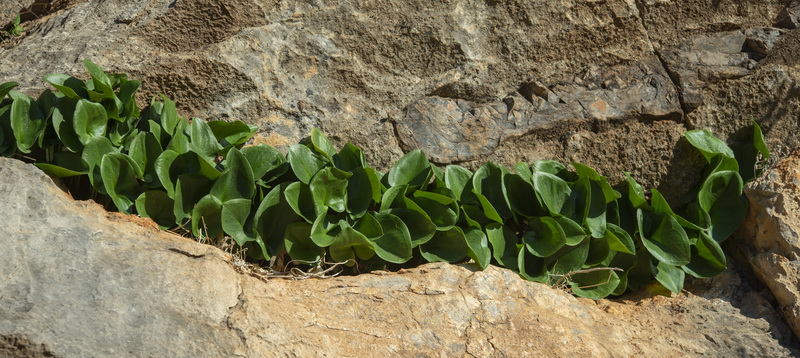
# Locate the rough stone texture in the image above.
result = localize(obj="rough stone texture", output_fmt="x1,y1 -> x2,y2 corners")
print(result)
1,156 -> 799,356
737,148 -> 800,340
1,0 -> 800,200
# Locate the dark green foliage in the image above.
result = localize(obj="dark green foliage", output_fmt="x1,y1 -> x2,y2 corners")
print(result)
0,60 -> 766,299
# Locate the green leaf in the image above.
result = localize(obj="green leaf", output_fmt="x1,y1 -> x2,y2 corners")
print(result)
288,144 -> 328,184
684,129 -> 735,163
752,120 -> 769,159
533,171 -> 570,216
347,167 -> 381,219
517,247 -> 548,282
310,167 -> 351,213
505,173 -> 545,218
370,212 -> 413,264
682,231 -> 727,278
241,144 -> 285,180
128,132 -> 163,188
387,208 -> 436,246
698,170 -> 747,242
420,227 -> 469,263
135,190 -> 176,229
82,59 -> 113,93
650,189 -> 703,231
284,222 -> 324,262
486,223 -> 519,271
553,216 -> 587,246
207,120 -> 257,148
605,223 -> 635,255
570,270 -> 621,299
284,181 -> 324,223
572,162 -> 620,203
254,183 -> 300,257
221,198 -> 258,246
464,227 -> 491,270
9,91 -> 47,153
50,98 -> 83,151
638,210 -> 691,266
73,99 -> 108,145
191,194 -> 224,239
388,150 -> 431,188
82,136 -> 118,190
472,163 -> 513,220
189,117 -> 223,161
582,179 -> 607,239
35,163 -> 85,177
652,260 -> 685,293
100,153 -> 143,213
445,164 -> 473,200
549,239 -> 590,277
310,127 -> 337,161
334,142 -> 366,172
523,217 -> 567,258
584,236 -> 611,266
412,191 -> 459,230
44,74 -> 86,99
329,220 -> 375,263
173,174 -> 213,222
211,148 -> 256,202
159,95 -> 180,136
624,172 -> 649,209
0,81 -> 19,98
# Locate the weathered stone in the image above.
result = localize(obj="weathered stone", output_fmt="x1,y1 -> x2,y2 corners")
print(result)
659,29 -> 786,113
1,156 -> 799,356
737,148 -> 800,340
775,2 -> 800,29
395,58 -> 681,163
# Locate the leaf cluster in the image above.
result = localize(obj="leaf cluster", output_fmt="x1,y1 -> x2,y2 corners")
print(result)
1,14 -> 24,38
0,60 -> 769,299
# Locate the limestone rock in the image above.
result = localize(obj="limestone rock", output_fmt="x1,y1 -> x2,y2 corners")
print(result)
738,148 -> 800,340
1,156 -> 799,356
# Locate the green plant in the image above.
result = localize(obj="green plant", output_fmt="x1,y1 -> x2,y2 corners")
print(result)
0,60 -> 770,299
1,14 -> 24,38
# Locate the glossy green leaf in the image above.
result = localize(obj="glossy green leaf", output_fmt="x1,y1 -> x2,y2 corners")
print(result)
486,223 -> 519,271
650,189 -> 703,231
221,198 -> 258,246
347,167 -> 381,218
517,247 -> 548,282
412,191 -> 459,230
173,174 -> 213,222
605,223 -> 635,255
207,120 -> 257,148
310,127 -> 336,161
444,164 -> 473,200
684,129 -> 735,163
533,171 -> 570,216
211,148 -> 255,202
752,120 -> 769,159
652,260 -> 685,293
288,144 -> 328,184
370,212 -> 413,264
388,150 -> 431,188
254,183 -> 300,257
191,194 -> 224,239
284,181 -> 324,223
698,170 -> 747,242
420,227 -> 469,263
387,208 -> 436,246
128,132 -> 163,188
100,153 -> 143,213
569,270 -> 621,299
159,95 -> 180,136
472,162 -> 513,219
50,98 -> 83,151
624,172 -> 649,209
638,210 -> 691,266
464,227 -> 491,269
189,117 -> 222,161
505,173 -> 544,217
553,216 -> 587,246
523,217 -> 566,258
241,144 -> 285,180
310,167 -> 351,213
682,231 -> 727,278
0,81 -> 19,98
572,162 -> 620,203
284,222 -> 324,262
135,190 -> 176,229
329,220 -> 375,263
334,142 -> 366,172
9,91 -> 47,153
550,239 -> 590,277
82,136 -> 118,189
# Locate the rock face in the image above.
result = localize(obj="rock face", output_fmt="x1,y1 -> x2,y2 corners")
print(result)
1,156 -> 799,356
738,149 -> 800,340
2,0 -> 800,200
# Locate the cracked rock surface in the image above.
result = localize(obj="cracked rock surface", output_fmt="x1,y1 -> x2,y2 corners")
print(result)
1,156 -> 799,356
1,0 -> 800,199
